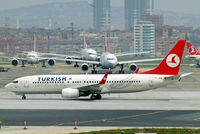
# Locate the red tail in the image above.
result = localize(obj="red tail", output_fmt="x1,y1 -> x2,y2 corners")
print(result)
141,40 -> 186,75
84,31 -> 87,49
104,32 -> 108,52
187,42 -> 200,55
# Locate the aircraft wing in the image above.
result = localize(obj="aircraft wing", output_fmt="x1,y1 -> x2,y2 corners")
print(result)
0,56 -> 27,61
64,59 -> 100,65
118,58 -> 163,65
114,51 -> 150,57
77,72 -> 108,92
37,52 -> 81,59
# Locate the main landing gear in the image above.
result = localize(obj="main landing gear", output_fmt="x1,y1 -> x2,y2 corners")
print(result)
90,94 -> 102,100
119,64 -> 125,74
91,64 -> 97,74
21,61 -> 25,67
22,94 -> 26,100
42,60 -> 46,68
74,62 -> 79,68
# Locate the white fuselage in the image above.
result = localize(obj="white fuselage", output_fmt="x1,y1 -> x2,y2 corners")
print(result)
5,74 -> 175,95
187,55 -> 200,60
26,51 -> 39,64
100,53 -> 118,69
81,49 -> 97,61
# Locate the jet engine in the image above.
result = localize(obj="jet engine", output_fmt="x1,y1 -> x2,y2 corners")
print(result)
66,57 -> 72,64
129,64 -> 137,72
48,59 -> 56,66
81,63 -> 89,71
11,59 -> 19,66
61,88 -> 79,98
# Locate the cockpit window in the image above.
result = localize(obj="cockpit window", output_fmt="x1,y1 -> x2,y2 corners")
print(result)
88,53 -> 96,55
13,81 -> 18,83
107,58 -> 114,60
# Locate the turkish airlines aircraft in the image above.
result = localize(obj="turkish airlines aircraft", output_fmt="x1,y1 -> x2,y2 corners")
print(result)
186,42 -> 200,67
65,33 -> 161,74
5,40 -> 191,100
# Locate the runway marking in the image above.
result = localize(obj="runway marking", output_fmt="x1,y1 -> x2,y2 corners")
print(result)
194,118 -> 200,121
53,110 -> 170,126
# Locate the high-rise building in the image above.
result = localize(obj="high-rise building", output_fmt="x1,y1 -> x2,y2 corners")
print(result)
133,21 -> 155,56
93,0 -> 111,30
125,0 -> 154,30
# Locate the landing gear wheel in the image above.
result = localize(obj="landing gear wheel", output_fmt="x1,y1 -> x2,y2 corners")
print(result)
22,94 -> 26,100
42,60 -> 46,68
74,63 -> 79,68
91,70 -> 98,74
90,94 -> 95,100
119,70 -> 125,74
96,94 -> 102,100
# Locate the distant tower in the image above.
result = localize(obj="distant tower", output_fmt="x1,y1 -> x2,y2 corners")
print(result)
5,16 -> 10,27
16,18 -> 20,29
93,0 -> 111,30
125,0 -> 154,30
48,19 -> 52,29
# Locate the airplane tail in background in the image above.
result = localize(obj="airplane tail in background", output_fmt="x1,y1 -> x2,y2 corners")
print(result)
104,32 -> 108,53
141,40 -> 186,75
33,33 -> 36,51
187,42 -> 200,55
84,31 -> 87,49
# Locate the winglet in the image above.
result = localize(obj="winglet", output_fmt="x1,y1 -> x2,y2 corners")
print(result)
135,68 -> 139,74
99,72 -> 109,84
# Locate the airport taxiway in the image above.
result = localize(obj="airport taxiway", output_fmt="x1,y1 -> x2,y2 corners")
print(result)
0,65 -> 200,128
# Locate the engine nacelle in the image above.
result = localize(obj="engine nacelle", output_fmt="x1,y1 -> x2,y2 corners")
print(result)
61,88 -> 79,98
11,59 -> 19,66
81,63 -> 89,71
66,57 -> 72,64
129,64 -> 137,72
48,59 -> 56,66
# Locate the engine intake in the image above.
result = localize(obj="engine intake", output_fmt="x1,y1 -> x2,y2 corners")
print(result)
66,57 -> 72,64
62,88 -> 79,98
81,63 -> 89,71
11,59 -> 19,66
129,64 -> 137,72
48,59 -> 56,66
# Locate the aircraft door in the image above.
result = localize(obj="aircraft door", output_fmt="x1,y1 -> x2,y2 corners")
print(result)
24,80 -> 29,88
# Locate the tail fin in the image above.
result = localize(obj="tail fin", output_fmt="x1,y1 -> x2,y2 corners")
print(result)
104,32 -> 108,52
141,40 -> 186,75
84,31 -> 87,49
187,42 -> 200,55
33,33 -> 36,51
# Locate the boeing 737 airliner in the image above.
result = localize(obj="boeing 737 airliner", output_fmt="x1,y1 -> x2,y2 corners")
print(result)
5,40 -> 191,100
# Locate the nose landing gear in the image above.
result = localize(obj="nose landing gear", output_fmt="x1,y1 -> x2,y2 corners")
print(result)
22,94 -> 26,100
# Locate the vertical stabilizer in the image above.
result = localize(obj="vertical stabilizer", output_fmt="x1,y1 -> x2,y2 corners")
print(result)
141,40 -> 186,75
104,32 -> 108,53
84,31 -> 87,49
33,33 -> 36,51
187,42 -> 200,55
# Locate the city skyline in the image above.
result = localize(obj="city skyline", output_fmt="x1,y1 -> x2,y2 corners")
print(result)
0,0 -> 200,15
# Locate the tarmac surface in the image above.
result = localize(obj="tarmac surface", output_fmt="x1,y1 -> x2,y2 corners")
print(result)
0,63 -> 200,132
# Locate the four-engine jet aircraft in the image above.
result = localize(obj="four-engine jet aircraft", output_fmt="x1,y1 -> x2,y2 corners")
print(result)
5,40 -> 191,100
186,42 -> 200,67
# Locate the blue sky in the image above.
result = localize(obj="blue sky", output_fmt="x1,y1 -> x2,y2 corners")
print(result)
0,0 -> 200,14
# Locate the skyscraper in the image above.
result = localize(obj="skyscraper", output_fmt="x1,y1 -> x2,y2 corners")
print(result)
125,0 -> 154,30
133,21 -> 155,56
93,0 -> 111,30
